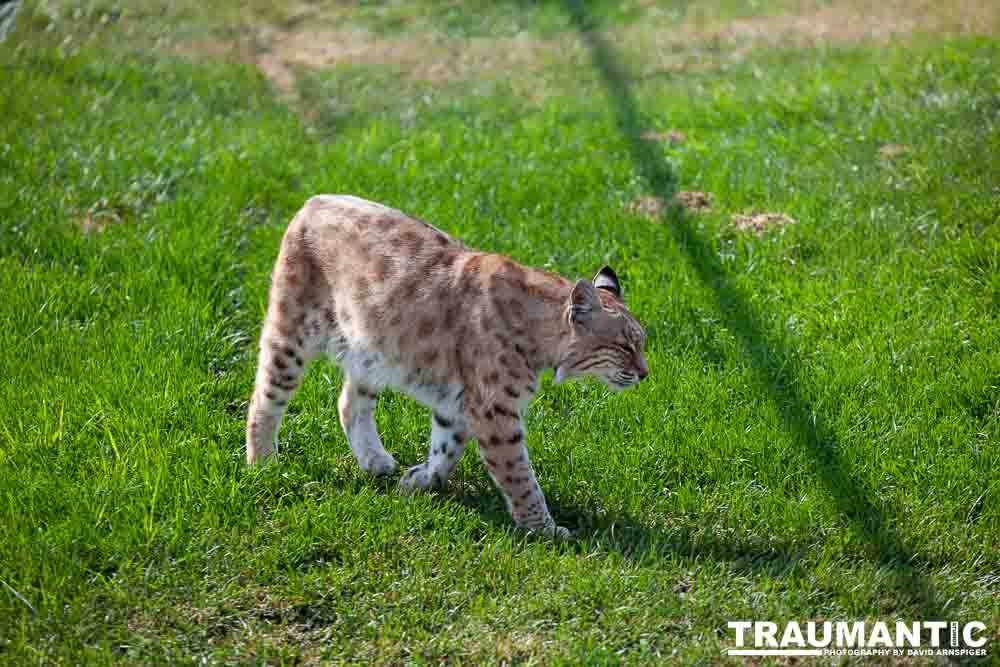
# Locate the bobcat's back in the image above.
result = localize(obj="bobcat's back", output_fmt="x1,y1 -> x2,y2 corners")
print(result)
271,195 -> 540,407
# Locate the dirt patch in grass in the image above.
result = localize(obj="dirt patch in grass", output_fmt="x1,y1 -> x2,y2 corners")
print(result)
264,27 -> 581,85
675,191 -> 713,213
178,38 -> 242,61
731,212 -> 797,235
628,195 -> 668,221
177,27 -> 583,104
628,191 -> 713,220
178,37 -> 300,99
879,143 -> 910,160
640,129 -> 686,145
255,52 -> 297,97
714,0 -> 998,46
73,208 -> 127,234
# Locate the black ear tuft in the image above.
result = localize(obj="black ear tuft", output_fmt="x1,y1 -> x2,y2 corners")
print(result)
593,266 -> 622,300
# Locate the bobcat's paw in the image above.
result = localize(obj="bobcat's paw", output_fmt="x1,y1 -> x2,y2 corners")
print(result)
361,452 -> 399,478
549,524 -> 573,540
521,516 -> 573,541
398,463 -> 446,495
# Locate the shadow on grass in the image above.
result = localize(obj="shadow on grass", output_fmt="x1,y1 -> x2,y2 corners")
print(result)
522,0 -> 945,617
447,490 -> 930,600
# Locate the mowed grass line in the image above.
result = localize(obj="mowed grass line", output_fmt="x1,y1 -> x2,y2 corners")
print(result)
1,22 -> 999,667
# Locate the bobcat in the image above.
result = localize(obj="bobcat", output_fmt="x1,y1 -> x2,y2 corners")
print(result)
246,195 -> 648,538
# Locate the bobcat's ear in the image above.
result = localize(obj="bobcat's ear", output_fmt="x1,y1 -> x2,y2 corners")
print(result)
569,279 -> 597,323
593,265 -> 622,300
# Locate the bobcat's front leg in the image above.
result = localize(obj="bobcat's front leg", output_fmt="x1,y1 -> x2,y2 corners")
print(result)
398,410 -> 471,495
468,404 -> 570,539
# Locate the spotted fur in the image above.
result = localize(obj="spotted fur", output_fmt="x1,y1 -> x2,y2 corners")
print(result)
246,195 -> 648,538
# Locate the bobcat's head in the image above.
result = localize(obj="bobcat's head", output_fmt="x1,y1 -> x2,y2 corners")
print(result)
555,266 -> 648,391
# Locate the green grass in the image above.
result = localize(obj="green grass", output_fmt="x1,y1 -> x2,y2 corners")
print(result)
2,1 -> 999,664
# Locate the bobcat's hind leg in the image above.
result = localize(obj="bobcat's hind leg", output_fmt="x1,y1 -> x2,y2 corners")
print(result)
246,333 -> 312,464
338,375 -> 398,477
246,225 -> 332,464
399,410 -> 471,495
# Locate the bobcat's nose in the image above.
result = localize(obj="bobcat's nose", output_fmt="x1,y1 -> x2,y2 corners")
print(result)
637,366 -> 648,381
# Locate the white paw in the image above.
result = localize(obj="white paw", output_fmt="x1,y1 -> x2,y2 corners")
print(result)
523,517 -> 572,540
362,452 -> 399,477
398,463 -> 446,495
551,525 -> 573,540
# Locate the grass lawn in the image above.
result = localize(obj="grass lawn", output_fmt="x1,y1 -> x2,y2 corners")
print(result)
1,1 -> 999,663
